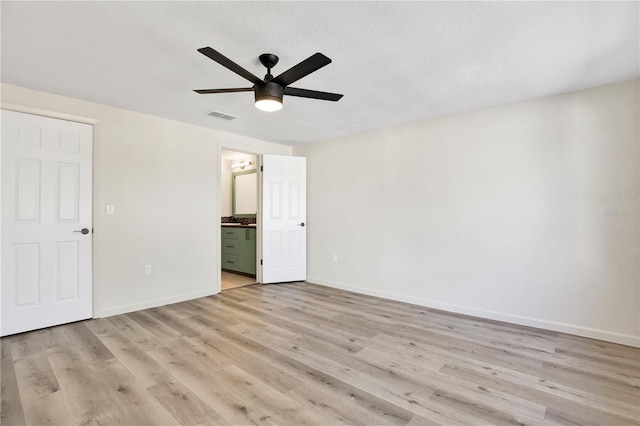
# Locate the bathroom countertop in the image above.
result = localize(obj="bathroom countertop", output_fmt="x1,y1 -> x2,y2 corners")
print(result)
222,223 -> 257,228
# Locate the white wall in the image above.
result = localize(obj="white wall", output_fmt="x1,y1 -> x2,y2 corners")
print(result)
294,79 -> 640,347
1,83 -> 291,317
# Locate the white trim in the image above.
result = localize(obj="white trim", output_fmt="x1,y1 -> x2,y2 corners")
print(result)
95,289 -> 216,318
307,276 -> 640,348
257,154 -> 263,284
216,142 -> 223,294
1,103 -> 99,125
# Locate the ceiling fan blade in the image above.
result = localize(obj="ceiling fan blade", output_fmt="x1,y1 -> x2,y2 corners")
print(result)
273,53 -> 332,86
194,88 -> 254,94
198,47 -> 262,85
284,87 -> 343,101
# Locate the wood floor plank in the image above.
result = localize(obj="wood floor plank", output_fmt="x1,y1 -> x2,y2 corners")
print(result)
1,338 -> 26,426
216,327 -> 418,425
354,345 -> 547,425
282,385 -> 358,425
230,322 -> 467,425
13,352 -> 61,401
181,299 -> 242,329
126,311 -> 184,341
554,343 -> 640,371
35,327 -> 71,352
7,332 -> 46,362
440,355 -> 640,425
541,360 -> 640,404
209,364 -> 319,425
367,325 -> 547,377
2,282 -> 639,425
85,358 -> 177,425
46,347 -> 122,422
544,405 -> 639,426
104,315 -> 162,352
557,333 -> 640,360
45,342 -> 172,425
218,297 -> 371,352
21,390 -> 76,426
146,379 -> 225,425
147,337 -> 230,382
145,307 -> 201,338
192,331 -> 304,393
60,322 -> 115,363
535,376 -> 640,420
86,322 -> 174,388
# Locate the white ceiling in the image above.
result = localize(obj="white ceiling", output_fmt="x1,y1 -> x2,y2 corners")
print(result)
1,2 -> 638,146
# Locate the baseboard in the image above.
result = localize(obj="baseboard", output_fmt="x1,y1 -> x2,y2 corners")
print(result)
307,276 -> 640,348
95,288 -> 218,318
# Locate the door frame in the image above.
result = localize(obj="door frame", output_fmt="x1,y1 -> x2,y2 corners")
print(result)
218,146 -> 263,292
0,103 -> 98,319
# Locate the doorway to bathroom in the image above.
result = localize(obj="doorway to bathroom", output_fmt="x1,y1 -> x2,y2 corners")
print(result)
220,149 -> 259,290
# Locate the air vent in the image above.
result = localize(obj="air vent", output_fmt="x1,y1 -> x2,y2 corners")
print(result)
205,109 -> 238,121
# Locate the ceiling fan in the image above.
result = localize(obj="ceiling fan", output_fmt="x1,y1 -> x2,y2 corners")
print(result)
194,47 -> 343,112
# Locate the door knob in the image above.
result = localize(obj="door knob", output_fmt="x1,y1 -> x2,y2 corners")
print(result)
74,228 -> 90,235
299,222 -> 305,227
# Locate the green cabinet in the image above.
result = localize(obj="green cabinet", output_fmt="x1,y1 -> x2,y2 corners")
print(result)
221,226 -> 256,276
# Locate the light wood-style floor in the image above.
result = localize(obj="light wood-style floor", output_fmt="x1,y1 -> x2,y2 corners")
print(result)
221,271 -> 257,291
1,282 -> 639,425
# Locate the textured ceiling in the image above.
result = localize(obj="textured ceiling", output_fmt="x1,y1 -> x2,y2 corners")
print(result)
1,1 -> 638,146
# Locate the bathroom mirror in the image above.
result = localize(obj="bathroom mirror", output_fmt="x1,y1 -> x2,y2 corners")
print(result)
232,169 -> 257,217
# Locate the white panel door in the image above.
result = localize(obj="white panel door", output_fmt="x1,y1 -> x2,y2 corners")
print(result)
1,110 -> 93,336
261,155 -> 306,283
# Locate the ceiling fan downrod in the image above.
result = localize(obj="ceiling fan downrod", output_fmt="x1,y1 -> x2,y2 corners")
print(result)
259,53 -> 279,81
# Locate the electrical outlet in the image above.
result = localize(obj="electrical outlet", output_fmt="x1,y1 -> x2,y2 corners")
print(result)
332,254 -> 338,263
144,265 -> 152,276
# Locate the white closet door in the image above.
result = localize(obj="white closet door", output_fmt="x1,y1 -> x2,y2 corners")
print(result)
261,154 -> 306,283
1,110 -> 93,336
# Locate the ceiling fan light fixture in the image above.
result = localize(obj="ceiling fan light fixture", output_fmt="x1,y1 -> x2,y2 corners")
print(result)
255,82 -> 284,112
231,160 -> 252,169
255,99 -> 283,112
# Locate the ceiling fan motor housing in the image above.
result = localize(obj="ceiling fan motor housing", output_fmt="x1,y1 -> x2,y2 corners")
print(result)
255,81 -> 284,104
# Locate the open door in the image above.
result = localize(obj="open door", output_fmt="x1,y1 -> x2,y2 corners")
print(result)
261,154 -> 306,283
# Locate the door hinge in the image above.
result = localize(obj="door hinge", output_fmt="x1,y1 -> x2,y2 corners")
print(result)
260,259 -> 263,265
260,165 -> 263,172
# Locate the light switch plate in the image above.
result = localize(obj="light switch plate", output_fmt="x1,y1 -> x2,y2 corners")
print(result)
106,204 -> 115,215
